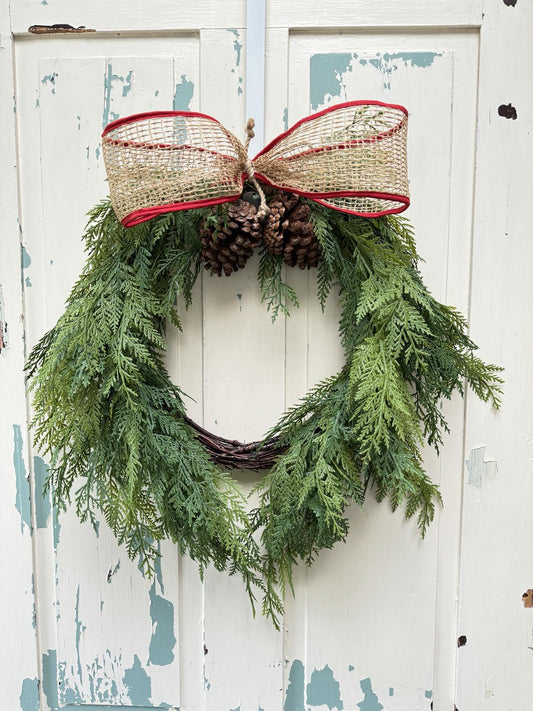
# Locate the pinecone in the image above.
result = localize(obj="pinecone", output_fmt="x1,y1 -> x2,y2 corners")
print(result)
262,191 -> 320,269
200,200 -> 262,276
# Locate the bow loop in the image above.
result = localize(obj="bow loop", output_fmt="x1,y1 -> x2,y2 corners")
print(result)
102,101 -> 409,228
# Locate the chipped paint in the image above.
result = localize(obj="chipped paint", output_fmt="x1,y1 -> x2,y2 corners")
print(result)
284,659 -> 305,711
13,425 -> 31,533
75,585 -> 84,687
173,75 -> 194,111
53,503 -> 61,550
122,70 -> 134,97
503,0 -> 518,6
310,53 -> 352,109
357,678 -> 383,711
466,446 -> 498,487
365,51 -> 441,90
25,276 -> 32,287
33,456 -> 51,528
148,581 -> 176,666
41,72 -> 58,94
19,678 -> 39,711
389,688 -> 394,696
425,690 -> 433,698
307,665 -> 343,709
123,654 -> 152,706
42,649 -> 59,709
102,63 -> 122,130
228,29 -> 243,66
21,245 -> 31,268
283,108 -> 288,130
348,665 -> 355,672
107,560 -> 121,582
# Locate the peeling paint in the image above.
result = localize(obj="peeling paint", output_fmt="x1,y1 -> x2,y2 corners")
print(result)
75,585 -> 84,687
148,581 -> 176,666
466,446 -> 498,487
42,649 -> 59,709
365,51 -> 441,90
102,63 -> 122,130
41,72 -> 58,94
122,70 -> 134,97
13,424 -> 32,534
53,503 -> 61,550
21,245 -> 31,268
19,678 -> 39,711
307,665 -> 343,710
123,654 -> 152,706
173,74 -> 194,111
107,560 -> 121,582
33,456 -> 51,528
284,659 -> 305,711
357,678 -> 383,711
228,29 -> 243,66
310,53 -> 352,109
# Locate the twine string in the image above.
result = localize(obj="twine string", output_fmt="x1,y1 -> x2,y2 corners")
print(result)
244,118 -> 270,220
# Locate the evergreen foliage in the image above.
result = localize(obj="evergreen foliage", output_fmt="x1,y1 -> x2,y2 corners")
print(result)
26,199 -> 502,626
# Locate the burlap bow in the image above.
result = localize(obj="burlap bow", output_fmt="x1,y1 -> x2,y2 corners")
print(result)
102,100 -> 409,228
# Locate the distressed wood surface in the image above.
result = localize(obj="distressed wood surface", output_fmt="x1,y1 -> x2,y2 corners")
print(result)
0,6 -> 41,711
456,1 -> 533,708
4,2 -> 531,710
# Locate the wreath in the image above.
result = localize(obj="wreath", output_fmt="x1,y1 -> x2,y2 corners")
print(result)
26,103 -> 502,627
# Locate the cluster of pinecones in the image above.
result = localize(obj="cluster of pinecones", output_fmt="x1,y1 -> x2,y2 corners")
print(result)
199,190 -> 320,277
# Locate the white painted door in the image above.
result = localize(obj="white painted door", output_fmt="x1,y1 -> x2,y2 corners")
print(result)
2,1 -> 531,710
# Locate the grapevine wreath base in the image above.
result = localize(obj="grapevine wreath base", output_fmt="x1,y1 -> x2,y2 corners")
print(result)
26,192 -> 502,626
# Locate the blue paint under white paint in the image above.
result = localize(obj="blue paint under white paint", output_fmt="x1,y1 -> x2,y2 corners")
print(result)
75,585 -> 84,686
284,659 -> 305,711
310,53 -> 352,109
21,245 -> 31,268
173,75 -> 194,111
41,72 -> 58,94
13,425 -> 32,534
307,665 -> 343,709
33,456 -> 51,528
122,70 -> 134,97
228,29 -> 243,66
310,50 -> 442,103
42,649 -> 59,709
123,655 -> 152,706
19,678 -> 39,711
467,446 -> 498,487
102,63 -> 122,130
148,581 -> 176,666
357,678 -> 383,711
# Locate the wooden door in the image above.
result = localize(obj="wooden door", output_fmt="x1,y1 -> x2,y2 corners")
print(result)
2,1 -> 531,710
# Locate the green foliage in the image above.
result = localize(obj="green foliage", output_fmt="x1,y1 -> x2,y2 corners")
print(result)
252,203 -> 502,596
27,198 -> 502,626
